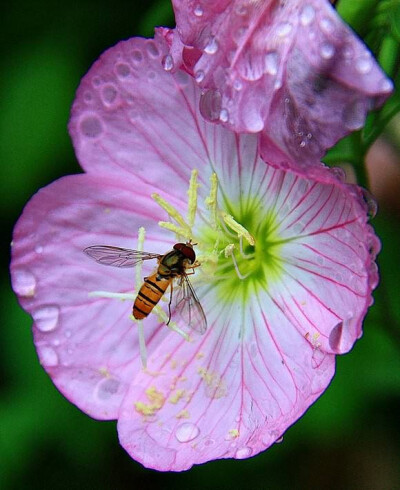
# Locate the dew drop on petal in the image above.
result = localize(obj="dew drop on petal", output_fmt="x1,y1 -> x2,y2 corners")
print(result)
276,22 -> 292,37
92,76 -> 102,87
37,345 -> 59,367
146,41 -> 160,58
131,50 -> 143,64
219,108 -> 229,122
320,17 -> 334,34
33,305 -> 60,332
101,84 -> 118,105
329,166 -> 346,183
233,79 -> 242,91
379,78 -> 393,93
355,55 -> 373,74
80,115 -> 103,138
361,188 -> 378,219
265,51 -> 279,75
204,37 -> 219,54
95,377 -> 120,400
35,244 -> 43,254
194,4 -> 203,16
329,322 -> 343,351
115,62 -> 130,78
175,422 -> 200,443
83,91 -> 93,103
342,100 -> 366,130
274,78 -> 282,90
199,89 -> 222,121
300,4 -> 315,26
162,54 -> 174,72
320,43 -> 335,60
12,269 -> 36,297
195,70 -> 205,83
235,446 -> 253,459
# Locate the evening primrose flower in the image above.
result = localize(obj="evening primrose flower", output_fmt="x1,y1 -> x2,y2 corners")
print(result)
11,33 -> 380,471
166,0 -> 393,176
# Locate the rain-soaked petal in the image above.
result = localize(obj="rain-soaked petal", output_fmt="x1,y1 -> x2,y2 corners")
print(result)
168,0 -> 393,173
11,33 -> 380,470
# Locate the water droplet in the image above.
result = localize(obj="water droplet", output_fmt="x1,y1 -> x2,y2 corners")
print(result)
361,188 -> 378,219
80,115 -> 103,138
329,322 -> 343,351
194,5 -> 203,16
12,269 -> 36,297
265,51 -> 279,75
275,436 -> 284,444
37,345 -> 59,367
204,37 -> 218,55
83,91 -> 93,103
355,55 -> 372,74
320,17 -> 334,34
300,4 -> 315,26
235,447 -> 252,459
101,84 -> 117,105
379,78 -> 393,93
195,70 -> 205,83
343,100 -> 366,131
233,79 -> 242,91
219,108 -> 229,123
131,50 -> 143,64
146,41 -> 160,58
92,76 -> 102,87
33,305 -> 60,332
199,89 -> 222,121
162,54 -> 174,72
320,42 -> 335,60
276,22 -> 292,37
175,422 -> 200,443
274,78 -> 282,90
96,377 -> 120,400
115,62 -> 130,78
64,329 -> 72,338
35,245 -> 43,254
329,166 -> 346,182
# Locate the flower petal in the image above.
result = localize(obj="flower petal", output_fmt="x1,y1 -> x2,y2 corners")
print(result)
11,173 -> 187,419
169,0 -> 392,167
117,300 -> 335,471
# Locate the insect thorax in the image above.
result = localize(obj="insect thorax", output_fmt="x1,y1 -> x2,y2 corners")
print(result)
159,250 -> 189,277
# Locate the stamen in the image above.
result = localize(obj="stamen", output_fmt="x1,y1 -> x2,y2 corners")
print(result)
224,244 -> 250,280
158,221 -> 192,240
205,173 -> 219,229
152,193 -> 191,234
153,305 -> 190,341
187,169 -> 199,229
137,320 -> 147,368
88,291 -> 135,300
239,235 -> 255,259
222,213 -> 255,246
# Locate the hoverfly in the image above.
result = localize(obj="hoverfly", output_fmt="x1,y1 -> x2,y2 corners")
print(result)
84,241 -> 207,334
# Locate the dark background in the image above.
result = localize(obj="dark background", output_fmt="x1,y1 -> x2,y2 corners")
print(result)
1,1 -> 400,489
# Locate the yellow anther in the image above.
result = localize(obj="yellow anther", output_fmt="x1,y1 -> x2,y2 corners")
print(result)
158,222 -> 193,240
187,170 -> 199,229
152,193 -> 191,233
205,173 -> 219,228
222,213 -> 255,246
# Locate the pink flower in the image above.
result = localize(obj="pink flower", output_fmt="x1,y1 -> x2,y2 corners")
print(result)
167,0 -> 393,176
11,32 -> 380,471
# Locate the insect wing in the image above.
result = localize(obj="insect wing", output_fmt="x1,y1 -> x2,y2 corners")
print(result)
173,275 -> 207,334
84,245 -> 161,268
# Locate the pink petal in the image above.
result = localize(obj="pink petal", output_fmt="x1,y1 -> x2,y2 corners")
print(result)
117,302 -> 335,471
11,173 -> 188,419
169,0 -> 392,168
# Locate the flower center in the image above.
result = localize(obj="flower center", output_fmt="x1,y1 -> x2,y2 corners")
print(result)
153,170 -> 283,304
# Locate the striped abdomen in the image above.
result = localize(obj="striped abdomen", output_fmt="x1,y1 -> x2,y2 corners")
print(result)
133,273 -> 171,320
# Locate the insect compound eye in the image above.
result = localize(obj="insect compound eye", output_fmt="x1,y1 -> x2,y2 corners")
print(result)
173,242 -> 196,264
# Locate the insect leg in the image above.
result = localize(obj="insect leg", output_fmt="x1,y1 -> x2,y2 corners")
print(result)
167,281 -> 173,325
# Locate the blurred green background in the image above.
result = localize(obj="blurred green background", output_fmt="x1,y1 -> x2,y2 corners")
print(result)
2,1 -> 400,489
